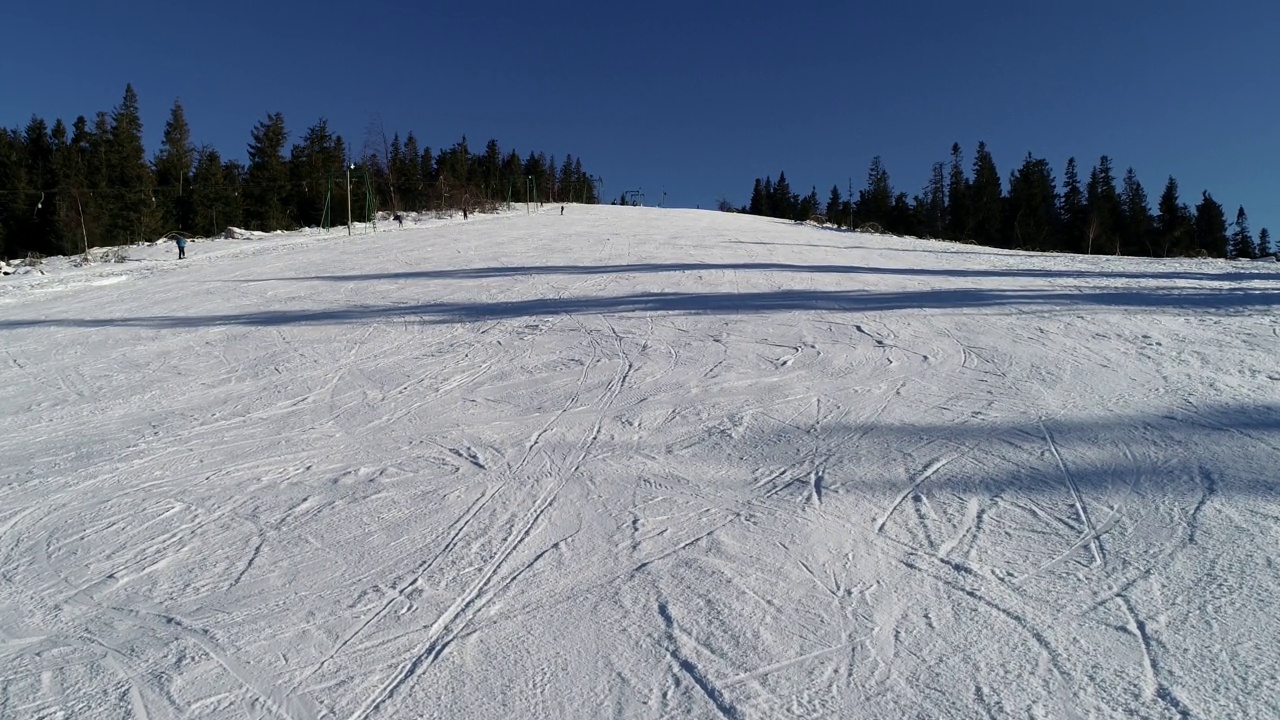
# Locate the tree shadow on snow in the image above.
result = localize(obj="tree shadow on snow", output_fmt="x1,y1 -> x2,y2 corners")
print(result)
618,405 -> 1280,499
3,285 -> 1278,330
728,239 -> 1025,259
250,261 -> 1280,285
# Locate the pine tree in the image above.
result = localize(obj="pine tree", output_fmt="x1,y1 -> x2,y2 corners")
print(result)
87,111 -> 111,195
923,162 -> 946,238
51,118 -> 87,255
1006,154 -> 1058,250
0,130 -> 28,258
501,150 -> 523,204
384,133 -> 404,210
800,186 -> 821,220
574,158 -> 595,203
1155,176 -> 1193,257
333,135 -> 349,199
1059,158 -> 1085,253
857,156 -> 893,228
65,115 -> 101,251
1084,156 -> 1120,254
968,142 -> 1002,246
422,145 -> 438,206
536,152 -> 553,205
221,159 -> 247,231
521,151 -> 546,205
908,193 -> 928,237
1193,191 -> 1228,257
401,132 -> 424,210
388,133 -> 419,211
104,84 -> 157,245
361,146 -> 389,215
1230,206 -> 1256,259
1119,168 -> 1152,256
558,155 -> 576,204
545,154 -> 557,203
946,143 -> 969,241
480,139 -> 502,192
245,112 -> 290,231
190,147 -> 221,235
890,192 -> 913,235
748,179 -> 766,216
190,147 -> 243,236
825,185 -> 842,223
23,116 -> 63,255
1258,228 -> 1272,258
289,118 -> 344,227
154,99 -> 194,233
772,171 -> 794,220
436,137 -> 470,195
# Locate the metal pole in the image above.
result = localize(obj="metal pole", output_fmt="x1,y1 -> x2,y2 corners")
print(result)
76,194 -> 88,255
365,169 -> 374,233
848,177 -> 853,228
347,163 -> 354,236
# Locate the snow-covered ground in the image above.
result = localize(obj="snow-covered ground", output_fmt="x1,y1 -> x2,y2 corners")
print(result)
1,205 -> 1277,719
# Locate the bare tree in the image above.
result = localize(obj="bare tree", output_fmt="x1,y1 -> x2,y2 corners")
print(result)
364,114 -> 395,210
1086,214 -> 1101,255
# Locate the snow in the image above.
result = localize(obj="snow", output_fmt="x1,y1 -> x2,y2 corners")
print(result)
1,205 -> 1278,719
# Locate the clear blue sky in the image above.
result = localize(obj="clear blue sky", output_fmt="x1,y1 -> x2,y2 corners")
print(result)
4,0 -> 1277,234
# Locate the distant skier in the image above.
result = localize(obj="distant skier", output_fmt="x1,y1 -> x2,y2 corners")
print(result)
394,213 -> 404,228
174,235 -> 187,260
560,205 -> 564,216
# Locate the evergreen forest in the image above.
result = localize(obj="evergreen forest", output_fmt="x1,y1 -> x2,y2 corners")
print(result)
740,142 -> 1270,259
0,85 -> 600,259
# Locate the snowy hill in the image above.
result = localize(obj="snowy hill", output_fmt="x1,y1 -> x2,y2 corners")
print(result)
1,205 -> 1277,719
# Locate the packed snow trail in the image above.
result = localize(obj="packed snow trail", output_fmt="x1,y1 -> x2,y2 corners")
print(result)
1,206 -> 1278,719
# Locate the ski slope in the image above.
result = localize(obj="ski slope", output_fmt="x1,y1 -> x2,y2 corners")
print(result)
2,205 -> 1278,719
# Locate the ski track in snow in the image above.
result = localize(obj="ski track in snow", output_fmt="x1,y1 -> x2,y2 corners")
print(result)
1,206 -> 1278,719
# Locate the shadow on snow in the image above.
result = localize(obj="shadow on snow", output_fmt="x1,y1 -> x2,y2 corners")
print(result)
3,285 -> 1278,329
248,261 -> 1280,285
593,406 -> 1280,498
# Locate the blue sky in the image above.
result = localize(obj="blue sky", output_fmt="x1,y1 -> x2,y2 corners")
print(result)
4,1 -> 1277,235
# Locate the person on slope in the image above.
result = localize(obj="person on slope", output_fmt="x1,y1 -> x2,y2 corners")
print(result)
174,235 -> 187,260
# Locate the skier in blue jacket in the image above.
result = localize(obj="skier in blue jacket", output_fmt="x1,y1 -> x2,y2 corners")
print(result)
174,235 -> 187,259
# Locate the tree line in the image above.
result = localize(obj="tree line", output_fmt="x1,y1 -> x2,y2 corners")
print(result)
741,142 -> 1271,260
0,85 -> 600,259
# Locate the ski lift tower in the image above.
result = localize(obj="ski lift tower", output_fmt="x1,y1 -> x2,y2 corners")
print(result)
346,163 -> 355,236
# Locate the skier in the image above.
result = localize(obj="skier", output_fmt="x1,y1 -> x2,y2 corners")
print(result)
394,213 -> 404,228
561,205 -> 565,215
174,235 -> 187,260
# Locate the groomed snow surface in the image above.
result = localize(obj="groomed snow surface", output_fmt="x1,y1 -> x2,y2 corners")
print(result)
2,205 -> 1278,719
